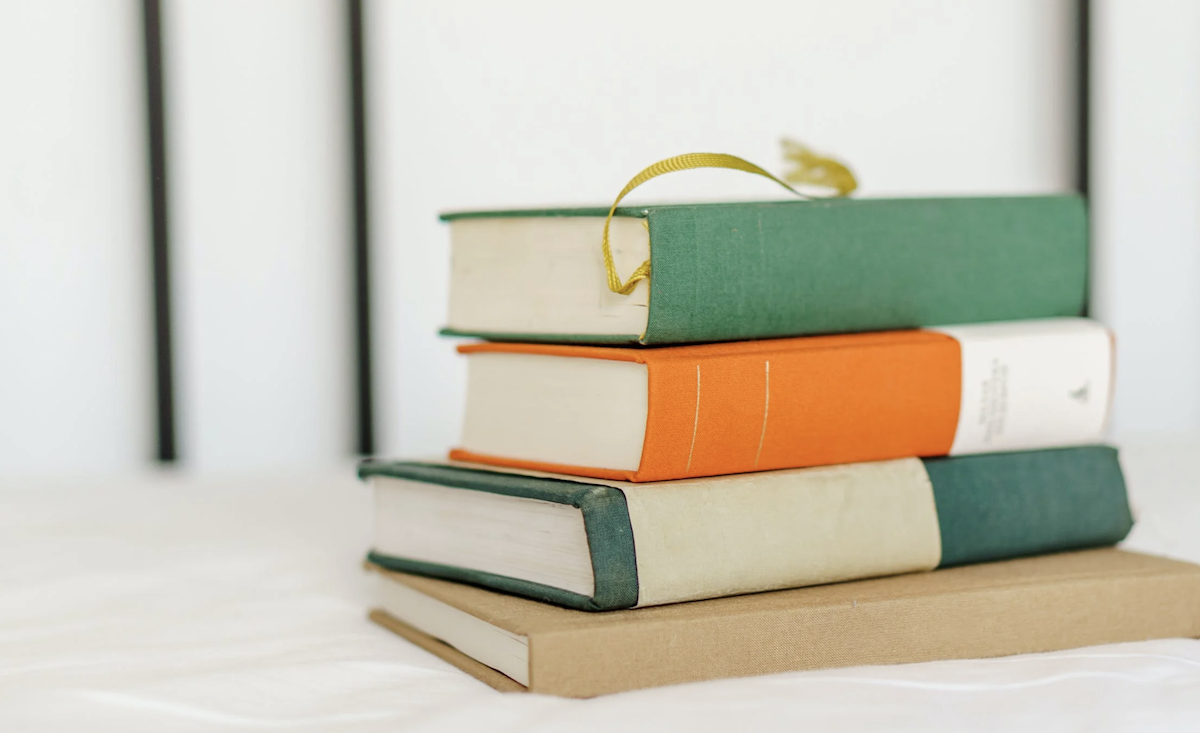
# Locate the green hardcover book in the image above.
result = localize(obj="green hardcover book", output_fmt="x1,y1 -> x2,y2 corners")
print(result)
440,195 -> 1087,345
360,446 -> 1133,611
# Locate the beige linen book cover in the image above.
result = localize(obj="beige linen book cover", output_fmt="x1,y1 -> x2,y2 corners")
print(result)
369,549 -> 1200,698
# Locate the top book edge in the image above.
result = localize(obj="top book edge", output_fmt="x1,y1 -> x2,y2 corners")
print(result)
437,194 -> 1084,222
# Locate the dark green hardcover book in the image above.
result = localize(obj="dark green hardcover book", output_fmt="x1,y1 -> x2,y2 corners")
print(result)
440,195 -> 1087,344
360,446 -> 1132,611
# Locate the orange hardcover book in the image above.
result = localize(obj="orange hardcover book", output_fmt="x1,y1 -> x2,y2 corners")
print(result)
451,318 -> 1113,482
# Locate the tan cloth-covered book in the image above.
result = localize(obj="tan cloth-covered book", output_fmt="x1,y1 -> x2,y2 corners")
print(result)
368,549 -> 1200,698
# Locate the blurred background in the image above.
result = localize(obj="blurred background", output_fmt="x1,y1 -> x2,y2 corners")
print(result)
1,0 -> 1196,477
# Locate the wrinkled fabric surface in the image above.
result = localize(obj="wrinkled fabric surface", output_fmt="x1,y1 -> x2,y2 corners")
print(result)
2,440 -> 1198,732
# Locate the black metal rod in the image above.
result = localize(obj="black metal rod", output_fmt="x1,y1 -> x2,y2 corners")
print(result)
1076,0 -> 1090,197
1076,0 -> 1091,317
142,0 -> 177,462
348,0 -> 376,455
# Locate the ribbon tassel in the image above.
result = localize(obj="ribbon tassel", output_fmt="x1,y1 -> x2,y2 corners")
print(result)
601,139 -> 857,296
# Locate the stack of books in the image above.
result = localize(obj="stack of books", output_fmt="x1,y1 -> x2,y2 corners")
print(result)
362,195 -> 1200,697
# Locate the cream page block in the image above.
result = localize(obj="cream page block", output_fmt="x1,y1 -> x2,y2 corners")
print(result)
372,478 -> 594,596
447,216 -> 650,335
460,353 -> 649,470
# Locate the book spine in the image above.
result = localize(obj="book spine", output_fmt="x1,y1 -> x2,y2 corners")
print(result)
633,319 -> 1111,481
625,446 -> 1131,608
526,552 -> 1200,696
642,196 -> 1087,344
931,319 -> 1113,455
623,458 -> 943,607
635,331 -> 959,481
927,445 -> 1133,566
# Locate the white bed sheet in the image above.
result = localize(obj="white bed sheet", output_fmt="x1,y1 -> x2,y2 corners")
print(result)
2,440 -> 1199,732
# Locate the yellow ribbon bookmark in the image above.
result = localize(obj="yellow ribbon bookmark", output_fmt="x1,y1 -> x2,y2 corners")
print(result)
601,139 -> 858,295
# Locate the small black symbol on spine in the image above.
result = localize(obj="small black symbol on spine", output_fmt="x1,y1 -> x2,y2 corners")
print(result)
1069,382 -> 1090,404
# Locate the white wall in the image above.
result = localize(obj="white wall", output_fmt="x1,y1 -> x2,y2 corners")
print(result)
164,0 -> 353,471
0,1 -> 152,476
1091,0 -> 1200,439
366,0 -> 1078,458
9,0 -> 1190,476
